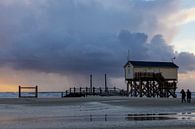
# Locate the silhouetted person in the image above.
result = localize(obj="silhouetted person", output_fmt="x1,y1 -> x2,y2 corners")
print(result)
180,89 -> 186,103
186,89 -> 191,103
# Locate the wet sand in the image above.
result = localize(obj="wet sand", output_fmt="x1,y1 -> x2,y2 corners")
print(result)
0,96 -> 193,106
0,96 -> 194,129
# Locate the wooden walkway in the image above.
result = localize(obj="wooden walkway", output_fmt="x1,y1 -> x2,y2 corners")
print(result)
61,87 -> 126,97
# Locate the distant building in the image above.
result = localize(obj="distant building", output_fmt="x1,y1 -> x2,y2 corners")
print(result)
124,60 -> 178,98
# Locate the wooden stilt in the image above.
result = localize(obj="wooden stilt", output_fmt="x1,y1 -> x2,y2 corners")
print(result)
127,73 -> 177,98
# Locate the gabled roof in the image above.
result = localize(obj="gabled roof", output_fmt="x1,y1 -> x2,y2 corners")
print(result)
124,60 -> 179,68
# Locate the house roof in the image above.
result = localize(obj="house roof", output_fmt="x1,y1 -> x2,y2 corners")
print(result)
124,60 -> 179,68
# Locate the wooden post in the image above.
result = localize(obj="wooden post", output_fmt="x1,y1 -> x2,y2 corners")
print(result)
90,74 -> 92,93
127,81 -> 129,96
86,87 -> 88,96
130,81 -> 133,97
80,87 -> 82,94
18,86 -> 21,98
148,81 -> 151,97
35,85 -> 38,98
139,80 -> 142,97
74,87 -> 76,94
152,80 -> 155,97
134,81 -> 137,97
105,74 -> 108,93
146,81 -> 149,97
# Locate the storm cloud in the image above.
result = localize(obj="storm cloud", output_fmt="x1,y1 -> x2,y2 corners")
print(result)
0,0 -> 194,78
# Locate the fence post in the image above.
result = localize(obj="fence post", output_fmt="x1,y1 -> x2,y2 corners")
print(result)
74,87 -> 76,94
18,86 -> 21,98
86,87 -> 88,96
80,87 -> 82,94
35,85 -> 38,98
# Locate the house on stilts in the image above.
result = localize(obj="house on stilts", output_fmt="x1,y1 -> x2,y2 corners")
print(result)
124,60 -> 178,98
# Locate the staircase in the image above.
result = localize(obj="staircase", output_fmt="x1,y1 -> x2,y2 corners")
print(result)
154,73 -> 176,98
129,72 -> 177,98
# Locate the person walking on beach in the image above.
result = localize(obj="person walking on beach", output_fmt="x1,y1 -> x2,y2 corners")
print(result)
186,89 -> 192,103
180,89 -> 186,103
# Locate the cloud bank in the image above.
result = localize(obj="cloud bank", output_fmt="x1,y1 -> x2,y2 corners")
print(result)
0,0 -> 194,78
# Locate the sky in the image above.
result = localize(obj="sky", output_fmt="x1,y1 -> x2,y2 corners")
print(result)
0,0 -> 195,92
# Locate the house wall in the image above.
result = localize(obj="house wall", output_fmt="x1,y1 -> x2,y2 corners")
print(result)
124,64 -> 134,79
125,65 -> 178,80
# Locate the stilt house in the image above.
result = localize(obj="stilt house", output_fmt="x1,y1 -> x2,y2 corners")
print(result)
124,60 -> 178,98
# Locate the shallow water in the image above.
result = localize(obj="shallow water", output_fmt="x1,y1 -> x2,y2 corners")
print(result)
126,112 -> 195,121
0,112 -> 195,123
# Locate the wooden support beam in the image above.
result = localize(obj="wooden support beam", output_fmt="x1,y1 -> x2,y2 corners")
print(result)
126,76 -> 177,98
126,81 -> 129,96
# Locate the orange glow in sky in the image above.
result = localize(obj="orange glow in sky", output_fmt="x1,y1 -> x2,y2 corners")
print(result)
0,84 -> 17,92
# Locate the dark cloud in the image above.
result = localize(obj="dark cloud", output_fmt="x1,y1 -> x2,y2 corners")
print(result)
176,52 -> 195,73
146,35 -> 175,61
0,0 -> 194,77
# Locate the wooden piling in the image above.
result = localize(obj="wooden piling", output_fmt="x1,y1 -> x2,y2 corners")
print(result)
93,87 -> 95,95
80,87 -> 82,94
35,85 -> 38,98
100,87 -> 102,94
90,74 -> 92,93
105,74 -> 108,93
74,87 -> 76,94
18,86 -> 21,98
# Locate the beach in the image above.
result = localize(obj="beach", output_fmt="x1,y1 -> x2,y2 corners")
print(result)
0,96 -> 194,129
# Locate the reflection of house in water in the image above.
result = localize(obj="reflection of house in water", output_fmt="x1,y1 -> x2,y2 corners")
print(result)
124,60 -> 178,98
